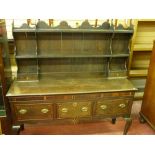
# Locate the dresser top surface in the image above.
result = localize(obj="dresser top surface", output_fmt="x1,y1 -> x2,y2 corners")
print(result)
6,77 -> 137,97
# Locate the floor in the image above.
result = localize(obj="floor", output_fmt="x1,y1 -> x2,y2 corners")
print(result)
20,101 -> 155,135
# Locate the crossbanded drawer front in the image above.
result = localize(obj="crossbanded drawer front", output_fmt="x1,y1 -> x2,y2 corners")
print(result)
95,99 -> 131,116
14,103 -> 53,121
57,102 -> 92,119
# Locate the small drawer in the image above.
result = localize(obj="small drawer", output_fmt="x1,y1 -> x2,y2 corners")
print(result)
95,99 -> 131,116
46,95 -> 73,101
14,103 -> 53,121
100,92 -> 133,98
9,96 -> 44,102
57,101 -> 92,119
73,93 -> 100,100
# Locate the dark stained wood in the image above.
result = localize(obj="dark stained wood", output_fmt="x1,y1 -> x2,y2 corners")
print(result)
140,41 -> 155,130
13,103 -> 54,122
7,20 -> 136,135
123,117 -> 132,135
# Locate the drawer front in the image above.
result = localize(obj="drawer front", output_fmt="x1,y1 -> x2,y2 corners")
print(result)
8,91 -> 134,102
57,101 -> 92,119
73,94 -> 101,100
113,99 -> 131,115
14,103 -> 53,121
95,100 -> 113,116
95,99 -> 131,116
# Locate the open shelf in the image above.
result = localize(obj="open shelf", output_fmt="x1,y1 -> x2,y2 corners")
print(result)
129,69 -> 148,77
14,32 -> 37,56
13,20 -> 133,81
108,57 -> 127,77
16,59 -> 38,81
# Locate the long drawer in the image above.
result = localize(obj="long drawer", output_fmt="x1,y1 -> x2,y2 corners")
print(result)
57,101 -> 92,119
13,103 -> 53,122
94,98 -> 132,117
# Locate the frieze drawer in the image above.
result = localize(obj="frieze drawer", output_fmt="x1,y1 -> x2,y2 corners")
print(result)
13,103 -> 53,121
95,99 -> 132,117
57,101 -> 92,119
8,92 -> 134,102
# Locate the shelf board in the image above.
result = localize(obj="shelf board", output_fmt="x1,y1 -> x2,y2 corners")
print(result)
138,19 -> 155,22
13,29 -> 133,34
129,69 -> 148,77
13,29 -> 36,33
16,55 -> 37,59
13,29 -> 114,33
15,53 -> 130,59
112,53 -> 129,57
134,91 -> 144,99
37,54 -> 111,58
114,30 -> 133,34
133,46 -> 152,51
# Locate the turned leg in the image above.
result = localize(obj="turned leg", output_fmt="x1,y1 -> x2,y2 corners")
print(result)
112,117 -> 116,124
123,117 -> 132,135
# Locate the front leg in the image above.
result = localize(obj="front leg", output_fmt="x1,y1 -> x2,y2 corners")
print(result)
112,117 -> 116,124
12,124 -> 25,135
123,117 -> 132,135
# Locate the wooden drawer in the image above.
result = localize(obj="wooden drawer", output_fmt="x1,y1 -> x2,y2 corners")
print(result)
8,91 -> 134,102
57,101 -> 92,119
95,99 -> 132,116
46,95 -> 73,101
73,93 -> 101,100
13,103 -> 53,121
100,92 -> 133,98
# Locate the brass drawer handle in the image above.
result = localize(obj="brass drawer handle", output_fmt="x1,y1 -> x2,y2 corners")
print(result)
19,109 -> 27,115
61,108 -> 68,113
119,103 -> 126,108
81,107 -> 88,112
100,105 -> 107,110
41,108 -> 49,114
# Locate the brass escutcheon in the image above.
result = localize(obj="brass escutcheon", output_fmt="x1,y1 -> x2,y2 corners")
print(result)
81,107 -> 88,112
100,105 -> 107,110
19,109 -> 27,115
61,108 -> 68,113
41,108 -> 49,114
119,103 -> 126,108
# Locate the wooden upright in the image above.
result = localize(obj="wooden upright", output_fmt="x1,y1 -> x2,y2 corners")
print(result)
140,41 -> 155,130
